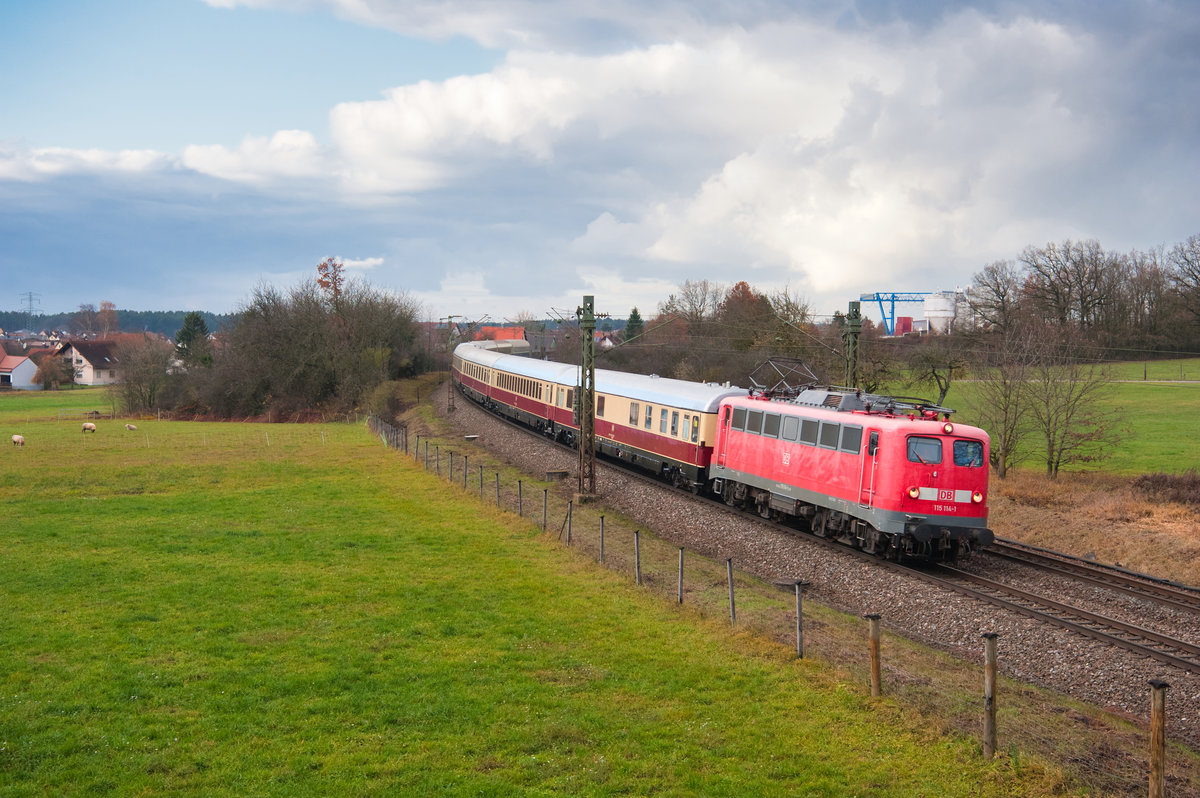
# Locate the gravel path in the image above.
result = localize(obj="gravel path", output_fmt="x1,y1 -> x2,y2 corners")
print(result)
429,382 -> 1200,755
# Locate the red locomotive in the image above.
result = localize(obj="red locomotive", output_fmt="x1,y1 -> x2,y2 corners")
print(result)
452,340 -> 991,561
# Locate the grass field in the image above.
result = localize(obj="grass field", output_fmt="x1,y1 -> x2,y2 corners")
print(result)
927,357 -> 1200,476
0,400 -> 1073,795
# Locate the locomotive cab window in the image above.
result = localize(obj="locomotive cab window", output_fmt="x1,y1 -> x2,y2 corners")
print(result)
762,413 -> 781,438
908,436 -> 943,465
731,407 -> 747,430
954,440 -> 985,467
781,416 -> 799,441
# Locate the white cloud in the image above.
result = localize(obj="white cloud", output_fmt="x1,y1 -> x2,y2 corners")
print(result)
181,130 -> 325,183
0,145 -> 170,181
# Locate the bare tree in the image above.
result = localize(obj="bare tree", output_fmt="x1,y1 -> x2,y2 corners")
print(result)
113,335 -> 174,413
1168,234 -> 1200,322
98,301 -> 120,338
905,333 -> 967,406
966,327 -> 1038,479
1025,336 -> 1126,478
657,279 -> 724,322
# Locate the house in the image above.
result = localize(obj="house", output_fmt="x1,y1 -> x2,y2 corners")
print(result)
0,354 -> 39,390
59,340 -> 121,386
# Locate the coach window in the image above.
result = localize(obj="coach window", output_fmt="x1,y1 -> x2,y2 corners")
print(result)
818,421 -> 841,449
746,410 -> 763,435
629,402 -> 640,425
731,407 -> 747,430
660,408 -> 669,433
567,389 -> 574,409
671,411 -> 679,436
691,418 -> 700,442
645,405 -> 653,429
762,413 -> 781,438
597,395 -> 605,417
954,440 -> 985,467
682,414 -> 691,440
781,416 -> 799,441
799,419 -> 818,446
557,387 -> 565,407
908,436 -> 943,465
840,425 -> 863,454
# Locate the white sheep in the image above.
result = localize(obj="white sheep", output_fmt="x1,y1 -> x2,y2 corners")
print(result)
125,423 -> 138,431
82,422 -> 97,433
11,434 -> 24,446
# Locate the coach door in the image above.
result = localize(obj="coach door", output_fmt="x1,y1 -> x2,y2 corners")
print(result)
858,429 -> 880,507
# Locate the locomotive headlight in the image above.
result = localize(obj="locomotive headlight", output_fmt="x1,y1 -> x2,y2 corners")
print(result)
972,491 -> 984,503
907,486 -> 920,499
942,422 -> 954,434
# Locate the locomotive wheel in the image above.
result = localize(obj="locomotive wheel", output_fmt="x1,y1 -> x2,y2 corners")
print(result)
811,509 -> 829,538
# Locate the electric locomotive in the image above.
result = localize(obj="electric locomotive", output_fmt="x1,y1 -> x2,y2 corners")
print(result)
709,387 -> 992,561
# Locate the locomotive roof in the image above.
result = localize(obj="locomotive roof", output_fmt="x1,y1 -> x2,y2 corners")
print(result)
456,342 -> 745,412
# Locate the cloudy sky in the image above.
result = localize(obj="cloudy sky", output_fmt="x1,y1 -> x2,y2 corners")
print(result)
2,1 -> 1198,327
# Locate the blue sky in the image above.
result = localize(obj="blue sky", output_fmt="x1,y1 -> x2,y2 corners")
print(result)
2,0 -> 1198,326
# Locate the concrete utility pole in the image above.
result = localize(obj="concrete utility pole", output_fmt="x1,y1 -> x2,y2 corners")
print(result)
842,300 -> 861,388
576,295 -> 597,496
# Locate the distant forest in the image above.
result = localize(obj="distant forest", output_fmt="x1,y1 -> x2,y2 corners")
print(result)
0,309 -> 238,338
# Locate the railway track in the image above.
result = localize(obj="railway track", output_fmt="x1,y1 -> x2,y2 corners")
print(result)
457,383 -> 1200,679
987,537 -> 1200,616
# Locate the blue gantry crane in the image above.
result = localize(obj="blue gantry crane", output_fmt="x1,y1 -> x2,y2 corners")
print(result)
858,292 -> 930,336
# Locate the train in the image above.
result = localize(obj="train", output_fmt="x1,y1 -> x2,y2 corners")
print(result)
451,339 -> 993,562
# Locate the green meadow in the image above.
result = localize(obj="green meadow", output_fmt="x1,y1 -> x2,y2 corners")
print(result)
929,357 -> 1200,475
0,391 -> 1068,796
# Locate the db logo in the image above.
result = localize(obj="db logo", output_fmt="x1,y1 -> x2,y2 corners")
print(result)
938,489 -> 954,501
782,452 -> 791,466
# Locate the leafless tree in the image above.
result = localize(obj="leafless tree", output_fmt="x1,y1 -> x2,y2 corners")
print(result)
904,333 -> 968,406
657,279 -> 724,322
966,327 -> 1037,479
1025,335 -> 1126,478
1168,234 -> 1200,322
112,335 -> 174,413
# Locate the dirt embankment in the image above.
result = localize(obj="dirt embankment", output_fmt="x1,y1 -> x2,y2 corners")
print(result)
991,470 -> 1200,586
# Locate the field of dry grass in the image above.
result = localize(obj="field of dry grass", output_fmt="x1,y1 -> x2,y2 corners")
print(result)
990,470 -> 1200,586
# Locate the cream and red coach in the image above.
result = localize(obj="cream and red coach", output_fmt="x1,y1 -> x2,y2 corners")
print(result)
453,341 -> 742,489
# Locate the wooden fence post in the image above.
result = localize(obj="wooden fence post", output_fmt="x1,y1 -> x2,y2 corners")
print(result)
795,581 -> 809,659
1149,679 -> 1169,798
677,547 -> 685,604
866,614 -> 882,697
726,558 -> 736,626
634,531 -> 641,585
982,632 -> 999,758
543,489 -> 548,531
599,516 -> 605,563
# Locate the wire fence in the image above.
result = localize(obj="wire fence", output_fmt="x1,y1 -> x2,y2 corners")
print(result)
370,413 -> 1200,797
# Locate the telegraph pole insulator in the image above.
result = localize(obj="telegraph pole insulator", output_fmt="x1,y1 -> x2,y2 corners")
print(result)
576,295 -> 597,497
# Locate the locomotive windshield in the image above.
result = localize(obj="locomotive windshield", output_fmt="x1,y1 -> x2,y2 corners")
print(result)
907,436 -> 942,465
953,440 -> 985,467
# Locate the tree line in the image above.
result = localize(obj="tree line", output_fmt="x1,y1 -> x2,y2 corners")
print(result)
112,259 -> 429,420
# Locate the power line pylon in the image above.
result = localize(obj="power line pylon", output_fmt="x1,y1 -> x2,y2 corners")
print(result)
576,295 -> 596,497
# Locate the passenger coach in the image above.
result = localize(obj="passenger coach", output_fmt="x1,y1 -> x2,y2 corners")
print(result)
452,341 -> 743,489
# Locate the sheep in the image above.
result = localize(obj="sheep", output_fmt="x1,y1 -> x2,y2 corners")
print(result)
82,422 -> 97,433
11,434 -> 24,446
125,423 -> 138,431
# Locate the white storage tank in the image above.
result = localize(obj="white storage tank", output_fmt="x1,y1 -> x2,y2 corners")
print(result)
924,291 -> 957,333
